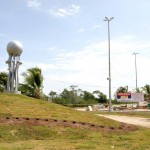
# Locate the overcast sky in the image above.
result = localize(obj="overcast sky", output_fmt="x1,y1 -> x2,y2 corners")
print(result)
1,0 -> 150,96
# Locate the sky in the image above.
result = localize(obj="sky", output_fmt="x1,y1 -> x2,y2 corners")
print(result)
1,0 -> 150,97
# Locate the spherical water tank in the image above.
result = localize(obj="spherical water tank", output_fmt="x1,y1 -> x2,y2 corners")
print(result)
7,41 -> 23,56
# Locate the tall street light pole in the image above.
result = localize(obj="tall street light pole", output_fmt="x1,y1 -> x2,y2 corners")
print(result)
104,17 -> 114,113
132,52 -> 139,91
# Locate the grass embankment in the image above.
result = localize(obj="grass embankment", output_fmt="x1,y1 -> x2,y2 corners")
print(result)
0,94 -> 118,126
0,94 -> 150,150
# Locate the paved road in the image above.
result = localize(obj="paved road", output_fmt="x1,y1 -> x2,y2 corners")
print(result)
96,114 -> 150,128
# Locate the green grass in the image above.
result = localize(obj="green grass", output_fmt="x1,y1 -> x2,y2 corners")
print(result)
0,94 -> 150,150
94,110 -> 150,118
0,94 -> 120,127
0,125 -> 150,150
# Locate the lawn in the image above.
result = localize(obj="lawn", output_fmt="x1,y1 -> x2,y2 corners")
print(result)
94,110 -> 150,118
0,94 -> 150,150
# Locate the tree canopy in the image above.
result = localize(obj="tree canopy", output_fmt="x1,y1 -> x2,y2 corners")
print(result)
142,84 -> 150,102
116,86 -> 128,93
0,72 -> 7,92
19,67 -> 43,99
49,85 -> 107,106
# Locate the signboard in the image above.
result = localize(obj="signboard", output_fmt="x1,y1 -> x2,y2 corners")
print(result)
117,93 -> 144,102
131,93 -> 144,102
117,93 -> 131,102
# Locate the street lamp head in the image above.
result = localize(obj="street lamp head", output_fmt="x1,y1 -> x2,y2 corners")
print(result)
132,52 -> 139,55
110,17 -> 114,20
104,17 -> 114,21
104,16 -> 108,21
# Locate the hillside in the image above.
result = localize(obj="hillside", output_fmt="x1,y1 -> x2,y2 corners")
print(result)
0,94 -> 150,150
0,94 -> 119,127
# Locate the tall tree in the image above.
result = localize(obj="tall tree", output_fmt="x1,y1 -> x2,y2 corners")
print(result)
142,84 -> 150,101
19,67 -> 43,99
60,86 -> 81,106
116,86 -> 128,93
82,91 -> 95,101
142,85 -> 150,95
0,72 -> 7,92
49,91 -> 57,99
133,87 -> 143,93
93,90 -> 107,103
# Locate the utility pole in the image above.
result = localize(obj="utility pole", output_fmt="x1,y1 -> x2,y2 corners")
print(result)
132,52 -> 139,91
104,17 -> 114,112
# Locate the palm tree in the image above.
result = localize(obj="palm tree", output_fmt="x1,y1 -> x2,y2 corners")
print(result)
133,87 -> 143,93
142,85 -> 150,94
0,72 -> 7,92
116,86 -> 128,93
19,67 -> 43,99
142,85 -> 150,101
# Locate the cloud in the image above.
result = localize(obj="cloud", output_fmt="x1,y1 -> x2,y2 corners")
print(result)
0,33 -> 7,37
47,46 -> 57,51
92,23 -> 102,30
78,28 -> 85,33
12,34 -> 150,95
48,4 -> 80,17
43,35 -> 150,94
41,42 -> 109,92
27,0 -> 41,10
26,1 -> 80,18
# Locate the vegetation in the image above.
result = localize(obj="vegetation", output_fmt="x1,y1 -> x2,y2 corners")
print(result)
0,94 -> 150,150
0,94 -> 116,125
19,67 -> 43,99
0,72 -> 7,93
0,124 -> 150,150
142,84 -> 150,102
49,85 -> 107,107
1,67 -> 150,105
95,111 -> 150,118
116,86 -> 128,93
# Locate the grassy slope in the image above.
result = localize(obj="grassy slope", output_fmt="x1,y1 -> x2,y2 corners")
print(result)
0,94 -> 150,150
0,94 -> 119,126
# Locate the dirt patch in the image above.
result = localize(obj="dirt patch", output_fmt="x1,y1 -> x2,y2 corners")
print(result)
0,117 -> 138,132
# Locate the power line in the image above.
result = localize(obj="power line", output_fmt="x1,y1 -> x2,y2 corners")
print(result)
111,63 -> 135,82
47,79 -> 124,89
